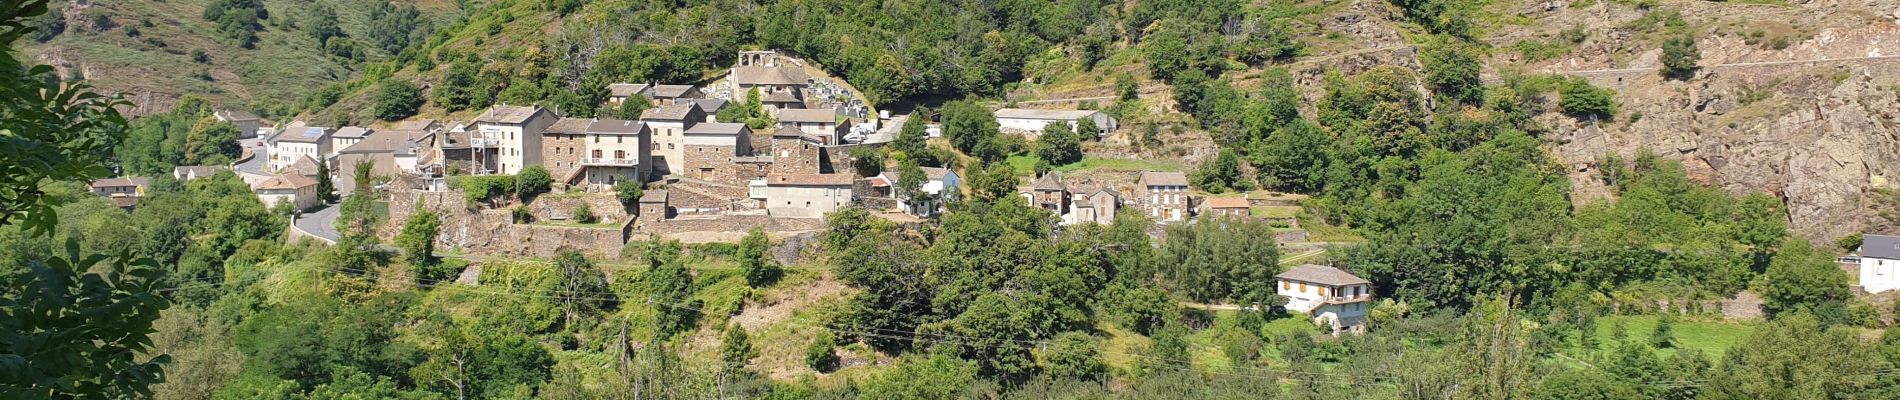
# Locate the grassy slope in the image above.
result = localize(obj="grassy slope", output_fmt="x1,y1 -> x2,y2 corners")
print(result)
24,0 -> 458,112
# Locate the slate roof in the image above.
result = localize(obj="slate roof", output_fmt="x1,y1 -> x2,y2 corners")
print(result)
1032,173 -> 1067,192
256,174 -> 318,190
650,84 -> 696,98
215,109 -> 259,121
1277,264 -> 1370,286
779,109 -> 836,124
767,126 -> 804,138
275,125 -> 331,143
394,119 -> 439,132
587,118 -> 646,135
639,189 -> 669,204
288,155 -> 322,176
765,173 -> 854,186
1864,234 -> 1900,260
994,108 -> 1101,121
922,167 -> 952,181
689,98 -> 729,113
639,103 -> 700,121
608,83 -> 650,97
762,90 -> 802,103
332,126 -> 371,139
545,117 -> 594,134
1138,171 -> 1190,187
90,176 -> 151,189
734,65 -> 810,86
684,122 -> 748,136
342,129 -> 427,154
476,105 -> 548,124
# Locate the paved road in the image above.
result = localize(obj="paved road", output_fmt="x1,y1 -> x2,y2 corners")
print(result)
293,204 -> 341,244
235,138 -> 270,176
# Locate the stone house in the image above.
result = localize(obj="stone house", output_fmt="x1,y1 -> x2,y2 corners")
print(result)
437,130 -> 500,175
541,118 -> 594,181
761,91 -> 805,117
639,190 -> 670,222
779,109 -> 844,144
475,105 -> 558,175
254,174 -> 320,211
269,124 -> 331,172
640,103 -> 707,176
1064,185 -> 1120,226
607,83 -> 650,105
650,84 -> 700,104
214,109 -> 262,138
336,129 -> 433,193
1205,197 -> 1251,218
89,177 -> 150,198
1277,264 -> 1373,334
763,127 -> 828,175
681,122 -> 753,185
762,173 -> 854,218
1029,173 -> 1069,215
733,50 -> 810,98
1137,171 -> 1191,222
993,108 -> 1118,138
577,118 -> 652,190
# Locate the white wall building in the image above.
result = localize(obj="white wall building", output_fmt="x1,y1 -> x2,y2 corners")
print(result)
579,118 -> 653,189
993,108 -> 1118,138
476,105 -> 557,175
640,103 -> 706,176
884,167 -> 959,217
330,127 -> 371,158
254,174 -> 320,211
762,173 -> 854,218
269,124 -> 331,172
1855,234 -> 1900,294
1277,264 -> 1373,334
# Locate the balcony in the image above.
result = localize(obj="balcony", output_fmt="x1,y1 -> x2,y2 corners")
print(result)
1319,294 -> 1373,305
580,157 -> 641,166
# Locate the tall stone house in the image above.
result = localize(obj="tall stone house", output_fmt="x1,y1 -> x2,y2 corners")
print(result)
681,122 -> 753,185
640,103 -> 707,176
762,173 -> 854,218
1137,171 -> 1191,222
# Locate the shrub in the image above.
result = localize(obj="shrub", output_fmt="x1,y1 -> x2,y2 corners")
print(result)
614,180 -> 643,209
805,331 -> 837,372
1558,78 -> 1617,121
572,203 -> 595,223
515,166 -> 551,198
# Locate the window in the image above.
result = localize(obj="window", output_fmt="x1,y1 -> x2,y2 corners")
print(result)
669,144 -> 675,149
617,136 -> 622,144
1281,281 -> 1288,290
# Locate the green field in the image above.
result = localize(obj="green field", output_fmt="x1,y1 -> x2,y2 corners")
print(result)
1589,315 -> 1756,357
1006,155 -> 1186,177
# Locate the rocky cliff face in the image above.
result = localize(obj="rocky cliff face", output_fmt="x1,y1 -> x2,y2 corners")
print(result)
1533,3 -> 1900,242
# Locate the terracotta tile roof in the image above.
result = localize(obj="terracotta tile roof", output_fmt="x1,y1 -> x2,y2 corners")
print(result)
1206,197 -> 1250,209
764,173 -> 854,186
1277,264 -> 1370,286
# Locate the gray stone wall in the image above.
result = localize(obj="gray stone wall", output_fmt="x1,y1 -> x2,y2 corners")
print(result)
543,133 -> 585,181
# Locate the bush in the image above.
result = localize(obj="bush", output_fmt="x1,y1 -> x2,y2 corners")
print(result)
572,203 -> 596,223
1558,79 -> 1617,121
372,80 -> 423,121
805,331 -> 837,372
614,180 -> 643,209
1661,32 -> 1700,79
515,166 -> 552,198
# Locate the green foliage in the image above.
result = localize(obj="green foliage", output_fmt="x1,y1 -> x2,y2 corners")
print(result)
850,146 -> 885,177
1035,121 -> 1083,166
1649,317 -> 1674,348
1190,148 -> 1251,194
1160,216 -> 1281,303
1702,313 -> 1894,398
1421,35 -> 1486,105
1757,238 -> 1851,318
1249,119 -> 1329,192
719,324 -> 754,376
572,202 -> 595,223
610,95 -> 653,120
1559,78 -> 1618,121
642,240 -> 698,338
856,354 -> 978,399
1661,31 -> 1701,79
315,162 -> 338,203
737,227 -> 779,288
804,331 -> 837,372
1041,332 -> 1107,382
203,0 -> 265,48
184,116 -> 242,166
514,166 -> 552,199
1116,72 -> 1139,101
372,80 -> 423,121
942,100 -> 1004,161
613,180 -> 644,210
0,242 -> 172,398
395,207 -> 440,272
300,4 -> 343,47
366,2 -> 428,56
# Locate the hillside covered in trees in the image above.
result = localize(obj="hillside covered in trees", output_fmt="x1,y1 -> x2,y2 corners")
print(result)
12,0 -> 1900,399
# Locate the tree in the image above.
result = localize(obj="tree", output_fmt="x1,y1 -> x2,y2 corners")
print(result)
611,95 -> 652,120
183,116 -> 241,165
1075,117 -> 1101,141
1559,78 -> 1617,121
1421,35 -> 1485,105
1661,31 -> 1700,79
1649,317 -> 1674,349
614,180 -> 643,210
1250,119 -> 1328,192
643,240 -> 697,337
515,166 -> 552,199
372,80 -> 422,121
895,160 -> 927,209
1035,121 -> 1083,166
850,146 -> 884,177
1160,216 -> 1282,303
941,100 -> 1001,161
301,4 -> 343,46
1703,313 -> 1892,399
1116,72 -> 1139,101
737,227 -> 780,288
395,206 -> 441,271
552,249 -> 611,326
1757,238 -> 1851,317
1191,148 -> 1250,194
315,162 -> 337,203
719,324 -> 754,376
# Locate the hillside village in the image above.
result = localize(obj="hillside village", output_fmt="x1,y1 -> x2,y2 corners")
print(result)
21,0 -> 1900,398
